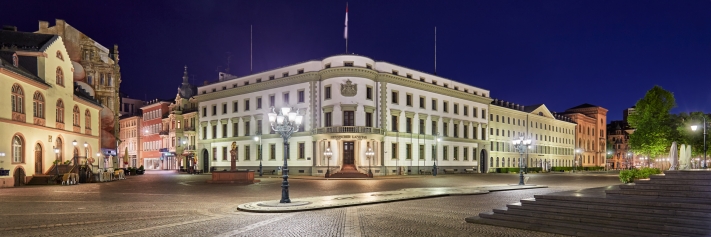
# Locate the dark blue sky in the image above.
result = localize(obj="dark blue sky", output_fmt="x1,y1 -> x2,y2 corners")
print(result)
4,0 -> 711,121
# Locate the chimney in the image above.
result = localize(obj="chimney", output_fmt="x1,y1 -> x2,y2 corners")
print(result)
2,25 -> 17,31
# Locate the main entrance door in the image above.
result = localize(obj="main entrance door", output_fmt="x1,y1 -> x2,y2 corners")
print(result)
343,142 -> 354,165
479,149 -> 488,173
35,144 -> 43,174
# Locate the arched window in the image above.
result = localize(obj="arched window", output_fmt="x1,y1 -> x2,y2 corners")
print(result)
56,67 -> 64,86
12,53 -> 18,67
56,137 -> 63,162
56,51 -> 64,60
11,84 -> 24,114
73,106 -> 80,126
12,135 -> 23,163
85,109 -> 91,129
56,100 -> 64,123
33,92 -> 44,118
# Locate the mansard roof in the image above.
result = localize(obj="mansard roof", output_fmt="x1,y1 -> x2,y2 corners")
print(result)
568,103 -> 600,110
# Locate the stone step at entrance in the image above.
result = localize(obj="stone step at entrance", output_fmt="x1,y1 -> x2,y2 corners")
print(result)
467,170 -> 711,236
328,164 -> 370,178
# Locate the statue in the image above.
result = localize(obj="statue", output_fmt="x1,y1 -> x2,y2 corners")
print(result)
686,145 -> 692,169
230,142 -> 238,171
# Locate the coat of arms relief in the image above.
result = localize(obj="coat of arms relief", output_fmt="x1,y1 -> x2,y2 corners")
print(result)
341,79 -> 357,97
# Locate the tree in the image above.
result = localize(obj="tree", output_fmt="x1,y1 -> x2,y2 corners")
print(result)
628,85 -> 676,165
673,111 -> 708,157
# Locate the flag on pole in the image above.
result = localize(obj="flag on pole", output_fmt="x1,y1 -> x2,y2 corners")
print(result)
344,3 -> 348,39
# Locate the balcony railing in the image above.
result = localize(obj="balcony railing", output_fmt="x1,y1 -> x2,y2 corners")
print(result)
314,126 -> 384,135
159,130 -> 169,135
183,126 -> 195,131
181,145 -> 196,151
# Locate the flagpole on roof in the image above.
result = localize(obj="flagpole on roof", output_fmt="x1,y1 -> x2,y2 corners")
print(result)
344,2 -> 348,54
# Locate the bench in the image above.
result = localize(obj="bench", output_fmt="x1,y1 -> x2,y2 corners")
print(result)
443,169 -> 456,174
419,169 -> 432,175
464,168 -> 476,173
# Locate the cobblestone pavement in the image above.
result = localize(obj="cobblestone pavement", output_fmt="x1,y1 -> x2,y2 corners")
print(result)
0,171 -> 620,236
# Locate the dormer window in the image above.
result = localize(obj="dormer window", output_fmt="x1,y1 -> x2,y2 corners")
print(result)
406,74 -> 412,79
392,70 -> 398,75
269,75 -> 275,80
12,54 -> 18,67
283,72 -> 289,77
344,62 -> 353,67
325,63 -> 331,69
366,64 -> 372,69
297,69 -> 304,74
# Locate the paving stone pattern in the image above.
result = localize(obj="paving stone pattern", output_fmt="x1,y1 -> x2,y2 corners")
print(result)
0,171 -> 619,236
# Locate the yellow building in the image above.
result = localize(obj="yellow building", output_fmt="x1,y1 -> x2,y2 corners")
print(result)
487,100 -> 577,172
0,28 -> 102,187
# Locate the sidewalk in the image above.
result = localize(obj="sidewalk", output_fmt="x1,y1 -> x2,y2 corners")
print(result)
261,175 -> 428,180
237,184 -> 547,213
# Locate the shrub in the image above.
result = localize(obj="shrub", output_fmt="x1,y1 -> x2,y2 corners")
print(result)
138,165 -> 145,171
619,169 -> 637,183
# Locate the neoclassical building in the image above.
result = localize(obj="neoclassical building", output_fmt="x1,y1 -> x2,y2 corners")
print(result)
561,104 -> 608,168
195,55 -> 492,175
0,28 -> 101,187
487,100 -> 577,172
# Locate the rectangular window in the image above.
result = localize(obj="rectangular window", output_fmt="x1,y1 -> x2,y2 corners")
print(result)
419,119 -> 425,135
325,112 -> 332,127
325,86 -> 332,100
473,107 -> 477,118
270,144 -> 276,160
298,143 -> 305,159
366,86 -> 373,100
391,91 -> 398,104
270,95 -> 275,107
365,112 -> 373,127
344,61 -> 354,67
298,90 -> 305,103
222,104 -> 227,114
392,143 -> 398,159
212,125 -> 217,139
419,96 -> 425,108
257,97 -> 262,109
431,121 -> 437,135
482,127 -> 487,140
213,147 -> 217,161
454,147 -> 459,160
443,146 -> 449,160
464,125 -> 468,138
212,105 -> 216,115
203,126 -> 207,139
419,145 -> 425,160
233,102 -> 238,112
431,145 -> 436,161
453,124 -> 459,138
406,117 -> 412,133
233,122 -> 238,137
343,111 -> 355,126
391,115 -> 398,132
283,93 -> 289,104
443,101 -> 448,113
464,147 -> 468,160
240,145 -> 248,161
245,99 -> 250,111
222,147 -> 227,160
297,69 -> 304,74
443,123 -> 449,137
482,109 -> 487,119
244,121 -> 250,136
222,124 -> 227,138
406,144 -> 412,160
406,94 -> 412,106
463,106 -> 468,116
454,103 -> 459,114
432,99 -> 437,110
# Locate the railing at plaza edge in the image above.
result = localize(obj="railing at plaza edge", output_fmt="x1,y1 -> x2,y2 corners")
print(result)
313,126 -> 385,135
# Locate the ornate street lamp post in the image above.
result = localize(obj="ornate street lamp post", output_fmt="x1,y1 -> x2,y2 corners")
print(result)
512,136 -> 532,185
691,117 -> 708,169
366,146 -> 375,178
433,133 -> 441,176
254,133 -> 263,177
267,106 -> 303,203
324,147 -> 332,178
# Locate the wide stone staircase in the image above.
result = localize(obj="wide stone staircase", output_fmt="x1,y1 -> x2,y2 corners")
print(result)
27,164 -> 93,185
328,164 -> 370,178
466,170 -> 711,237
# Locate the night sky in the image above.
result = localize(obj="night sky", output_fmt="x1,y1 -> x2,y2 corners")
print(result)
4,0 -> 711,121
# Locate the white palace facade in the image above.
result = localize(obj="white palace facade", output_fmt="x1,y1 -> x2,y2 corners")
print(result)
195,55 -> 494,175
